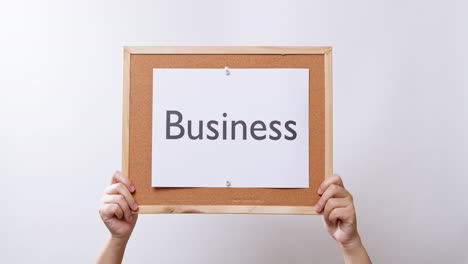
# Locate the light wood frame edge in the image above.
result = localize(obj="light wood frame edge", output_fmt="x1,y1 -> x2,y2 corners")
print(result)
324,48 -> 333,177
124,46 -> 331,54
122,48 -> 131,177
122,46 -> 332,215
136,205 -> 317,215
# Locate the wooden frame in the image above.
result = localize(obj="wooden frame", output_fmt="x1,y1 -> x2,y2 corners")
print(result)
123,46 -> 332,214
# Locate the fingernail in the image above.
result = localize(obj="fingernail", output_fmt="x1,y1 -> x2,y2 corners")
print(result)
315,204 -> 321,212
130,185 -> 136,192
133,203 -> 139,210
317,188 -> 323,195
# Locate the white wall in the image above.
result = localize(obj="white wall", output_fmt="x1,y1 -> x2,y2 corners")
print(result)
1,0 -> 467,263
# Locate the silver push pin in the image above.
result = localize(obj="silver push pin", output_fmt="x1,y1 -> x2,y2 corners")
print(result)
224,67 -> 230,76
226,180 -> 231,187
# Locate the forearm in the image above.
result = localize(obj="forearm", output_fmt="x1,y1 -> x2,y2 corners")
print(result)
339,235 -> 372,264
96,236 -> 129,264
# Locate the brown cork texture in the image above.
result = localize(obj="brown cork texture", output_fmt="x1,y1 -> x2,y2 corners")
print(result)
128,54 -> 325,207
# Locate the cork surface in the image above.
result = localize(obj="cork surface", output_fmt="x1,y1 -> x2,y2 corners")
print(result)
128,54 -> 325,207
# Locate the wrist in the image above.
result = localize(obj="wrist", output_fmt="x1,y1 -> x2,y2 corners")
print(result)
338,234 -> 371,264
338,233 -> 363,255
97,235 -> 129,264
109,235 -> 130,248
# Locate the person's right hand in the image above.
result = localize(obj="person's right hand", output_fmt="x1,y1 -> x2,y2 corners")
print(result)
99,171 -> 139,241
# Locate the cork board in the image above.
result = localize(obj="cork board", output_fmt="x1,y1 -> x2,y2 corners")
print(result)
123,47 -> 333,214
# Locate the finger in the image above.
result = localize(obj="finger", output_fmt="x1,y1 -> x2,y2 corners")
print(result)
105,183 -> 138,211
318,174 -> 343,195
315,184 -> 350,213
102,194 -> 133,223
328,207 -> 346,226
99,203 -> 124,220
323,197 -> 351,224
329,207 -> 354,226
111,171 -> 135,193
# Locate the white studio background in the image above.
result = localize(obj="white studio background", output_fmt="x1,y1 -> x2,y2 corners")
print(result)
1,0 -> 467,263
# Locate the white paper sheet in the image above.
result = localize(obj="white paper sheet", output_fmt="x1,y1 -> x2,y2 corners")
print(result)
152,68 -> 309,188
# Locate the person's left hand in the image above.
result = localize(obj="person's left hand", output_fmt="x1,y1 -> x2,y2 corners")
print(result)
99,171 -> 139,241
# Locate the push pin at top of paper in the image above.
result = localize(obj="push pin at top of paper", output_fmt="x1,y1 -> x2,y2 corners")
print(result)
224,67 -> 230,76
226,180 -> 231,187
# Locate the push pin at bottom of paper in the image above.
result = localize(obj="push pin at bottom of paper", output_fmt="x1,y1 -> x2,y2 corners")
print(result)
226,180 -> 231,187
224,67 -> 230,76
